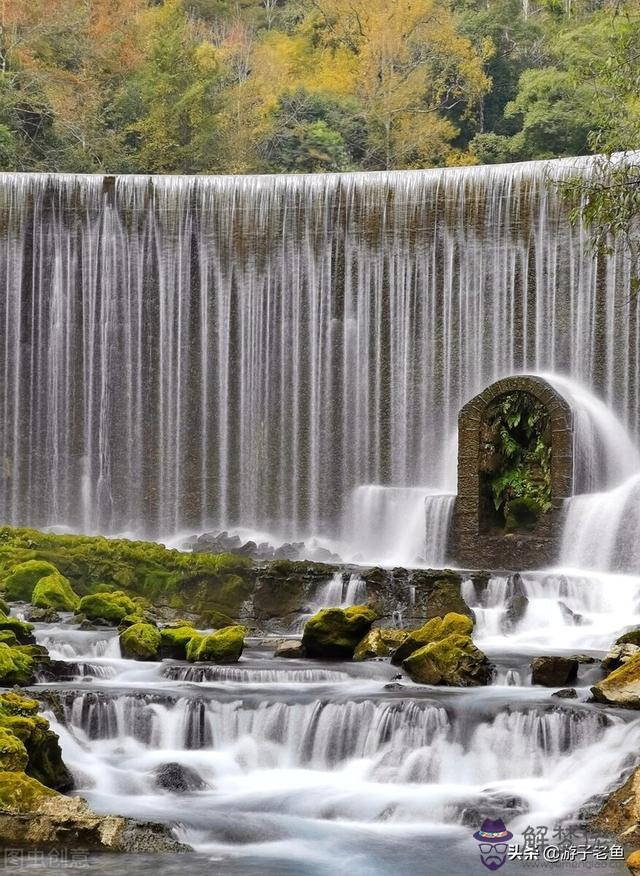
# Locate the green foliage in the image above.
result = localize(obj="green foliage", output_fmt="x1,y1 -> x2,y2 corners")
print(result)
481,391 -> 552,531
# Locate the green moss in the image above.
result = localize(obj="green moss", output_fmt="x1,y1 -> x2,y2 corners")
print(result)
186,625 -> 245,664
403,632 -> 491,686
616,628 -> 640,647
0,630 -> 18,647
2,560 -> 60,602
353,628 -> 408,661
0,770 -> 58,812
392,612 -> 474,665
120,623 -> 161,661
0,726 -> 28,772
159,625 -> 199,660
118,614 -> 146,630
32,572 -> 80,612
0,692 -> 72,791
0,642 -> 34,685
0,612 -> 34,645
77,590 -> 136,624
0,596 -> 8,614
302,605 -> 377,660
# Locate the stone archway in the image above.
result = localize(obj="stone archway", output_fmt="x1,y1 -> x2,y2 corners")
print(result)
454,375 -> 573,569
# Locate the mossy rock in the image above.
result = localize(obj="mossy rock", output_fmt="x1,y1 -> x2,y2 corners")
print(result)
2,560 -> 60,602
0,692 -> 73,791
302,606 -> 378,660
118,614 -> 147,630
592,653 -> 640,708
0,630 -> 18,647
392,612 -> 474,665
159,625 -> 199,660
403,633 -> 492,686
120,623 -> 161,661
197,609 -> 236,630
0,726 -> 28,772
0,612 -> 35,646
353,628 -> 409,661
32,572 -> 80,612
0,770 -> 58,813
0,643 -> 34,685
426,579 -> 474,621
0,596 -> 8,614
77,590 -> 136,625
616,628 -> 640,648
186,625 -> 245,664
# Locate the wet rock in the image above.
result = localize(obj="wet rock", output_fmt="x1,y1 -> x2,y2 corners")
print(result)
0,790 -> 191,852
424,577 -> 473,622
592,653 -> 640,708
274,640 -> 305,658
616,628 -> 640,648
570,654 -> 596,664
530,656 -> 579,687
558,601 -> 584,625
0,613 -> 35,645
628,850 -> 640,875
383,682 -> 405,691
392,613 -> 473,665
154,762 -> 208,793
24,607 -> 61,624
302,606 -> 377,660
403,632 -> 492,686
552,688 -> 578,699
602,643 -> 640,672
32,573 -> 79,612
77,591 -> 136,626
120,623 -> 161,661
591,764 -> 640,846
2,561 -> 60,603
353,628 -> 408,661
186,625 -> 245,664
459,793 -> 528,828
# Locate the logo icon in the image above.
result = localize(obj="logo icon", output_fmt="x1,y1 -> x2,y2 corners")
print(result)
473,818 -> 513,871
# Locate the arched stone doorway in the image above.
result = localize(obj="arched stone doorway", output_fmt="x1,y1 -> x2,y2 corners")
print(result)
454,375 -> 573,569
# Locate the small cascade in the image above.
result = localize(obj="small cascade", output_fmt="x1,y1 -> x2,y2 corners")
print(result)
290,572 -> 367,632
344,485 -> 454,566
538,373 -> 640,492
464,571 -> 640,650
561,473 -> 640,573
161,665 -> 350,684
36,627 -> 121,661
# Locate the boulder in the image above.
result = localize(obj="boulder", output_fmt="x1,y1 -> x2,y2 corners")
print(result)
0,643 -> 35,685
551,688 -> 578,699
0,613 -> 34,645
274,640 -> 305,658
392,613 -> 473,665
0,692 -> 72,791
2,561 -> 59,603
0,788 -> 191,852
0,596 -> 8,614
530,656 -> 579,687
24,607 -> 61,624
425,579 -> 473,621
159,624 -> 199,660
616,628 -> 640,648
602,643 -> 640,672
403,633 -> 492,686
77,590 -> 136,625
302,606 -> 377,660
120,623 -> 161,661
32,573 -> 79,612
592,653 -> 640,708
629,850 -> 640,876
154,762 -> 208,792
592,764 -> 640,847
186,625 -> 245,664
353,628 -> 408,661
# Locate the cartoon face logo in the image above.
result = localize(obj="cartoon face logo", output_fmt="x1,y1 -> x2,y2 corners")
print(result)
473,818 -> 513,871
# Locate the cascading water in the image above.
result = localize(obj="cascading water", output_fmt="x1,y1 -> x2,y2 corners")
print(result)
0,160 -> 639,541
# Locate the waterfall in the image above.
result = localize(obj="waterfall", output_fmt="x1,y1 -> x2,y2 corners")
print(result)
0,160 -> 638,539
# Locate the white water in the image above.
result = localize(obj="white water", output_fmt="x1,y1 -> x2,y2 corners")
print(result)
1,159 -> 639,541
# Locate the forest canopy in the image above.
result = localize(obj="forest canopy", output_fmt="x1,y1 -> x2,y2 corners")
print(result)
0,0 -> 637,174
